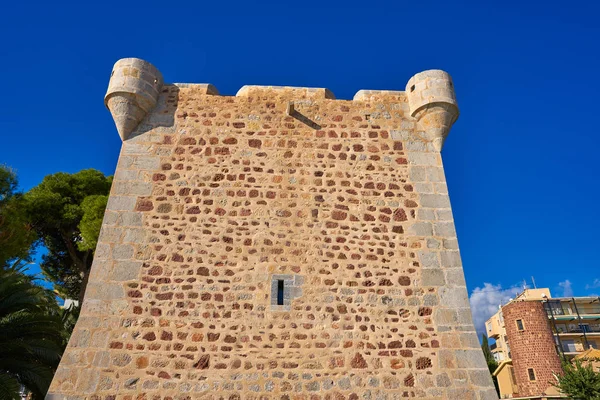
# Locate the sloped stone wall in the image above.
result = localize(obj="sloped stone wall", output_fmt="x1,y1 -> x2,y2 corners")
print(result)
47,83 -> 497,399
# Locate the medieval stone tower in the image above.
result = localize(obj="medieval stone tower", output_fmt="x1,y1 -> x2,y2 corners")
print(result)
47,58 -> 498,400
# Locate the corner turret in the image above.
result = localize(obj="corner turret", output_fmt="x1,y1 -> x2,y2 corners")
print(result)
406,70 -> 459,151
104,58 -> 164,141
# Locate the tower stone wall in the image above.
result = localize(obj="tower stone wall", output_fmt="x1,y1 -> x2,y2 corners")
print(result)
47,59 -> 498,400
502,301 -> 563,397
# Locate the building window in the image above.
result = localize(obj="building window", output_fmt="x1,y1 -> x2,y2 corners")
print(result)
516,319 -> 524,331
277,280 -> 284,305
528,368 -> 536,381
270,274 -> 303,311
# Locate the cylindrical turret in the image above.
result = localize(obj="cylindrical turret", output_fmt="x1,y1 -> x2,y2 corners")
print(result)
406,70 -> 459,151
104,58 -> 164,141
503,300 -> 563,398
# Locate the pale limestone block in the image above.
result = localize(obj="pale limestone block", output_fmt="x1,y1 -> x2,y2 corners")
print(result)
417,208 -> 435,221
102,211 -> 119,226
94,243 -> 110,260
414,182 -> 434,193
423,293 -> 439,306
87,261 -> 112,284
74,368 -> 100,393
117,155 -> 134,169
409,166 -> 427,182
408,152 -> 439,166
478,388 -> 501,400
132,156 -> 160,170
427,167 -> 445,182
445,268 -> 467,287
418,251 -> 440,268
439,286 -> 470,308
420,194 -> 450,208
113,181 -> 153,196
422,269 -> 446,286
460,333 -> 481,349
434,308 -> 458,325
437,350 -> 457,369
122,143 -> 153,155
440,251 -> 462,268
93,284 -> 124,301
455,349 -> 488,369
443,238 -> 459,250
435,373 -> 451,387
114,169 -> 139,181
112,244 -> 134,260
436,209 -> 453,221
120,212 -> 143,226
90,331 -> 110,348
433,182 -> 448,193
408,222 -> 433,236
456,308 -> 476,325
110,261 -> 142,281
70,329 -> 90,348
405,141 -> 432,152
434,222 -> 457,237
123,228 -> 146,243
447,388 -> 477,400
106,196 -> 136,212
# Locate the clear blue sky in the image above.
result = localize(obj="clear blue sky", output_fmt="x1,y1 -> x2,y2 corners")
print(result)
2,1 -> 599,331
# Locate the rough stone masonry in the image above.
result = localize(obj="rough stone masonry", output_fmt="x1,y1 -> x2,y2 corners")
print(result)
47,58 -> 498,400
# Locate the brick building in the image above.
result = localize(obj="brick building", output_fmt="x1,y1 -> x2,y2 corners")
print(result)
47,58 -> 498,399
500,301 -> 563,398
487,289 -> 600,399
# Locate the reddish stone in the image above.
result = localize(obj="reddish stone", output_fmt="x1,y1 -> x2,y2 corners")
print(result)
416,357 -> 432,369
394,276 -> 410,287
194,354 -> 210,369
404,200 -> 418,208
418,307 -> 432,316
404,373 -> 415,387
136,356 -> 149,368
331,210 -> 347,220
350,353 -> 368,368
135,200 -> 153,212
248,139 -> 262,148
393,209 -> 408,222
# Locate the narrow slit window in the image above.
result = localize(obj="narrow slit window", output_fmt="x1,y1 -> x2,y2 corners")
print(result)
277,280 -> 285,305
528,368 -> 536,381
516,319 -> 524,331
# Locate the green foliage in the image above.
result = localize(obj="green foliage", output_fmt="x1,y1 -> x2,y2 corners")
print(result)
481,334 -> 500,396
554,359 -> 600,399
23,169 -> 112,302
0,166 -> 35,268
78,194 -> 109,252
0,267 -> 65,399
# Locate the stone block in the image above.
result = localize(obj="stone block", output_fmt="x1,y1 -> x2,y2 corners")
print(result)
422,269 -> 446,286
434,222 -> 457,237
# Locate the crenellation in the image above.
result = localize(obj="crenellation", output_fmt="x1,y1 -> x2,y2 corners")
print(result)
48,58 -> 498,400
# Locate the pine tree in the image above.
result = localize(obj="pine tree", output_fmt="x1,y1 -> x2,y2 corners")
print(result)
553,359 -> 600,399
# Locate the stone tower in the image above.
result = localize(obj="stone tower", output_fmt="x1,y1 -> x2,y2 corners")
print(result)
47,58 -> 498,399
502,301 -> 563,397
